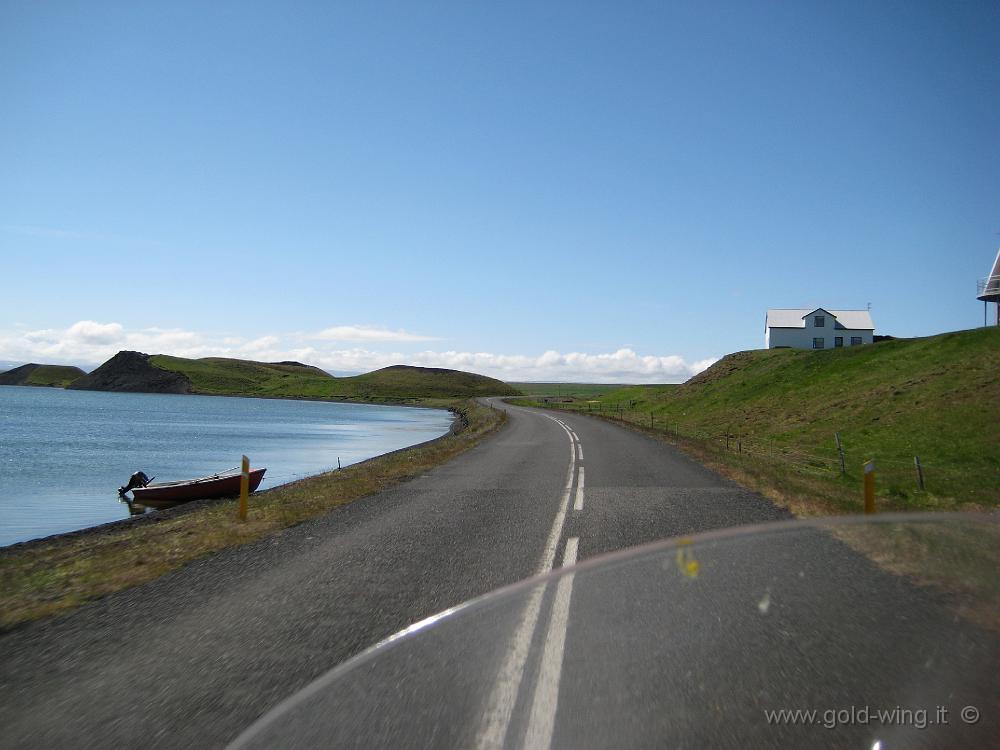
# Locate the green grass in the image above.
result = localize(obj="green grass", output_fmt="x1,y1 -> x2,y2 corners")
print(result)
527,328 -> 1000,512
150,356 -> 336,397
149,356 -> 521,402
510,382 -> 623,399
341,365 -> 520,400
24,365 -> 86,387
0,363 -> 86,388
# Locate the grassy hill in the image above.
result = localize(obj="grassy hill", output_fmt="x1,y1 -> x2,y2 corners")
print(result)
148,356 -> 520,401
531,327 -> 1000,511
0,363 -> 86,388
149,356 -> 334,397
339,365 -> 519,400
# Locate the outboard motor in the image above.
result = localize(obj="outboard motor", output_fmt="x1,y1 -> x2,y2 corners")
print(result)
118,471 -> 152,497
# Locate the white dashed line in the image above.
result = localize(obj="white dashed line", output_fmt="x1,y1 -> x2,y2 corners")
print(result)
573,466 -> 585,511
577,443 -> 583,461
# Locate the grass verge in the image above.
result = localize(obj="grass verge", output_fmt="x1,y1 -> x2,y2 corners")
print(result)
0,399 -> 505,632
832,520 -> 1000,632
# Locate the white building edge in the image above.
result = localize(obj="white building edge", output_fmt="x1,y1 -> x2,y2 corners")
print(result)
976,247 -> 1000,326
765,308 -> 875,350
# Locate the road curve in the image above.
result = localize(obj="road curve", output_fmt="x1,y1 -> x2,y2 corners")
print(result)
0,399 -> 790,749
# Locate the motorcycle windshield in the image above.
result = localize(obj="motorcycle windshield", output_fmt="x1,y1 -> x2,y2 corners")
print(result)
230,513 -> 998,749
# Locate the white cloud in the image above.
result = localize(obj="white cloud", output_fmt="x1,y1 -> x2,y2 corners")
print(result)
241,335 -> 281,352
0,321 -> 716,383
337,348 -> 717,383
66,320 -> 125,344
311,325 -> 436,342
1,322 -> 220,365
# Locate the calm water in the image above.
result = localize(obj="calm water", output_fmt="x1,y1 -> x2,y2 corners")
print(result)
0,386 -> 453,546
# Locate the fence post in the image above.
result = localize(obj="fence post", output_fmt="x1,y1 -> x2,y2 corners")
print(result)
914,455 -> 925,491
863,459 -> 876,514
650,412 -> 654,429
835,432 -> 846,476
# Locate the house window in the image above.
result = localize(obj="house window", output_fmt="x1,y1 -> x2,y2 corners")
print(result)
851,336 -> 863,345
835,337 -> 843,347
814,315 -> 825,327
813,338 -> 824,349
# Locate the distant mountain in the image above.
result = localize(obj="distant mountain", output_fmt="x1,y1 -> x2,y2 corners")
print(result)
64,351 -> 522,401
0,363 -> 87,388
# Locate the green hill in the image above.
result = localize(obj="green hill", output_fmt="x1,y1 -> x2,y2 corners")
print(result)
149,355 -> 334,397
0,363 -> 86,388
72,352 -> 522,401
337,365 -> 519,400
545,328 -> 1000,510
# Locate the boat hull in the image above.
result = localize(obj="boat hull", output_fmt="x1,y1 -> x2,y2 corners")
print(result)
131,468 -> 266,508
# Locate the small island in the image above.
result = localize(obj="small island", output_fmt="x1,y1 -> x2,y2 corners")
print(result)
0,363 -> 86,388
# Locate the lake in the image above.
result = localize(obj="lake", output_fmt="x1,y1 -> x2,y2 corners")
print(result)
0,386 -> 454,547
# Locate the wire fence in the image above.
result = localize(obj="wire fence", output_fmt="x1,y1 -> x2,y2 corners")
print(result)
535,401 -> 982,498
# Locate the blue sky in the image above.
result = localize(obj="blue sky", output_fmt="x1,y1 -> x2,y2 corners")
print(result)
2,1 -> 998,381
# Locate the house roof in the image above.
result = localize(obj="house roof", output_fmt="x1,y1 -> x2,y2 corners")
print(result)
801,307 -> 835,319
766,308 -> 874,330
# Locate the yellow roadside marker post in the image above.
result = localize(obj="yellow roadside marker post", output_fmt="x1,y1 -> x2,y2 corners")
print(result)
863,459 -> 876,514
239,455 -> 249,521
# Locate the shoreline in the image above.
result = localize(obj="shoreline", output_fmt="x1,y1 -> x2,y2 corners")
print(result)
0,399 -> 503,630
2,381 -> 462,409
0,405 -> 465,555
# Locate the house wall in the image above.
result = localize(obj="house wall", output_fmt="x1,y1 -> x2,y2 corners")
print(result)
767,316 -> 874,349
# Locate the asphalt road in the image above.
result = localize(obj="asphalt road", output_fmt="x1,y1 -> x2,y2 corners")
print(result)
2,401 -> 994,748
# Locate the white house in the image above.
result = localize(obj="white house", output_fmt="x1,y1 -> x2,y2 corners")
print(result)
765,308 -> 875,350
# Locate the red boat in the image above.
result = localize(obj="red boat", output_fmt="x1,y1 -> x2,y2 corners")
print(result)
130,467 -> 267,509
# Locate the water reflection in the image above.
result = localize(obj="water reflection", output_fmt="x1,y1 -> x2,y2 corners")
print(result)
122,499 -> 148,516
